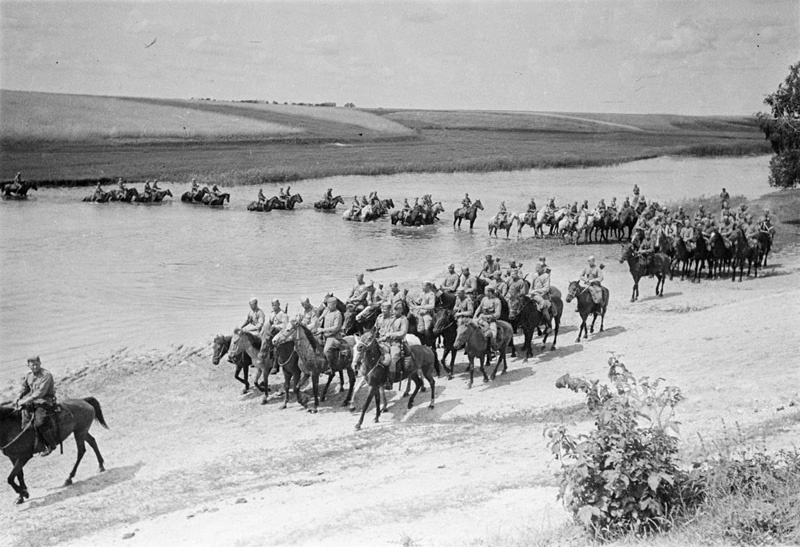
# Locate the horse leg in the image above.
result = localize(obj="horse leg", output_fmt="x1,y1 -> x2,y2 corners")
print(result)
355,386 -> 377,430
8,456 -> 32,504
402,377 -> 412,398
85,432 -> 105,472
576,318 -> 585,343
467,356 -> 475,389
480,352 -> 490,384
524,326 -> 533,361
343,366 -> 356,406
408,374 -> 423,409
64,430 -> 88,486
235,363 -> 250,394
308,374 -> 320,413
349,375 -> 366,412
338,370 -> 346,393
320,371 -> 335,402
590,313 -> 597,334
550,318 -> 560,350
294,372 -> 309,409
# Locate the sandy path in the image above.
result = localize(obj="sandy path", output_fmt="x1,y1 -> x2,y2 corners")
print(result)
3,211 -> 799,547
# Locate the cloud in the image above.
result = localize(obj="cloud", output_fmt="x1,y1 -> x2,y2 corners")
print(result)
644,18 -> 718,57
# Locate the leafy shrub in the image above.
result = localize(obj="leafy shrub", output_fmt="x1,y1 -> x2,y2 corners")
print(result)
546,357 -> 702,540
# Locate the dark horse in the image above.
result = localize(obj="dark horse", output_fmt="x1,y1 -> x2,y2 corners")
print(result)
265,194 -> 303,210
314,195 -> 345,210
453,320 -> 513,388
1,398 -> 108,504
1,181 -> 38,199
513,292 -> 563,359
708,230 -> 733,280
565,281 -> 609,343
453,200 -> 483,229
353,330 -> 436,430
619,244 -> 671,301
671,236 -> 693,281
181,187 -> 209,203
618,206 -> 637,241
257,331 -> 307,409
212,333 -> 258,394
731,228 -> 759,282
757,229 -> 772,267
432,307 -> 458,379
203,193 -> 230,206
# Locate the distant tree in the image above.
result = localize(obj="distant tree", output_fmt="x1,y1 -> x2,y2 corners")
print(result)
344,102 -> 355,108
758,61 -> 800,188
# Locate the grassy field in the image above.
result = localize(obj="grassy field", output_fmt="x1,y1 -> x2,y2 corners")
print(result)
0,90 -> 770,185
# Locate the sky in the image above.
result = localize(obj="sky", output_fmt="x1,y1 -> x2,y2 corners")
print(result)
0,0 -> 797,115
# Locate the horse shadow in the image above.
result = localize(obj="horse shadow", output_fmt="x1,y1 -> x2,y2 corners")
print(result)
534,343 -> 585,363
586,325 -> 626,340
637,291 -> 682,303
25,462 -> 145,511
402,397 -> 463,424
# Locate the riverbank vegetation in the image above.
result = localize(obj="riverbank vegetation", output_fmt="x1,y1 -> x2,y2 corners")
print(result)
1,90 -> 769,185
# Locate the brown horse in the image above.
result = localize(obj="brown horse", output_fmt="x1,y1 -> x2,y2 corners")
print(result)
731,227 -> 759,282
314,195 -> 345,210
432,307 -> 458,379
211,333 -> 258,394
1,398 -> 108,504
512,293 -> 563,359
453,200 -> 483,229
453,320 -> 513,389
354,330 -> 436,430
266,194 -> 303,210
565,281 -> 609,343
257,331 -> 307,409
202,192 -> 230,206
229,329 -> 271,399
619,244 -> 670,301
272,322 -> 357,412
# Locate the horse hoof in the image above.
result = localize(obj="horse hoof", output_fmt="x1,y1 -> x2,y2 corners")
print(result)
320,397 -> 326,402
355,423 -> 362,431
373,418 -> 380,423
63,479 -> 72,487
402,393 -> 409,398
261,398 -> 269,405
428,404 -> 435,410
241,388 -> 249,395
575,337 -> 581,343
468,384 -> 473,389
490,374 -> 497,381
550,346 -> 556,351
308,408 -> 318,414
14,496 -> 25,505
483,378 -> 489,383
22,489 -> 30,499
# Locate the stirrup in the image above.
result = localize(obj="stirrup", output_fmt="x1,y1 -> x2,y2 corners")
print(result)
40,445 -> 54,457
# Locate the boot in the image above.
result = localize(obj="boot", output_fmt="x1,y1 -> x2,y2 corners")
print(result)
39,430 -> 57,457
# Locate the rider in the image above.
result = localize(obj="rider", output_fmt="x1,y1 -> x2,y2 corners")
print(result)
597,199 -> 607,215
462,193 -> 472,209
529,261 -> 552,329
378,302 -> 410,389
324,188 -> 333,203
719,215 -> 734,248
152,179 -> 161,192
473,286 -> 502,355
14,357 -> 59,456
760,209 -> 776,237
241,298 -> 266,336
497,201 -> 509,225
622,196 -> 631,210
93,181 -> 105,200
257,189 -> 267,204
347,273 -> 372,316
441,264 -> 460,292
117,177 -> 127,192
547,197 -> 556,213
211,184 -> 221,198
411,281 -> 436,335
505,269 -> 527,320
459,266 -> 478,299
299,298 -> 319,334
527,198 -> 537,214
319,297 -> 343,370
453,288 -> 474,324
481,254 -> 500,278
580,257 -> 605,308
8,172 -> 23,194
638,234 -> 656,277
720,187 -> 730,207
608,197 -> 618,213
350,195 -> 360,215
278,187 -> 287,200
488,271 -> 508,298
680,220 -> 695,251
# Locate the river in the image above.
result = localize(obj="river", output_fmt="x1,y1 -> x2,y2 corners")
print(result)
0,155 -> 770,386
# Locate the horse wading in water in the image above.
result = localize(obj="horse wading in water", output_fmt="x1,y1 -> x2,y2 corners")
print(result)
453,200 -> 483,229
1,398 -> 108,504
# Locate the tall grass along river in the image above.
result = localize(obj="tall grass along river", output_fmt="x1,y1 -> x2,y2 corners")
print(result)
0,155 -> 769,385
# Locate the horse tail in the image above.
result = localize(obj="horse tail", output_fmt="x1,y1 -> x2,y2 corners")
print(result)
83,397 -> 110,429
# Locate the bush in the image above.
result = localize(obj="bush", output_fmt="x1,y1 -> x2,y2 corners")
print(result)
546,358 -> 702,540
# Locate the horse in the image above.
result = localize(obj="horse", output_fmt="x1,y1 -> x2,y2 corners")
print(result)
453,320 -> 513,389
273,322 -> 357,412
730,228 -> 759,282
488,213 -> 518,238
132,189 -> 172,203
266,194 -> 303,210
692,232 -> 710,282
1,398 -> 108,505
513,292 -> 563,359
432,307 -> 458,379
708,230 -> 732,280
181,188 -> 208,203
110,187 -> 139,202
671,236 -> 693,281
211,333 -> 258,394
756,229 -> 772,267
619,244 -> 671,301
203,193 -> 230,206
83,190 -> 111,203
228,329 -> 272,398
592,210 -> 618,242
353,329 -> 436,430
453,200 -> 483,229
1,181 -> 38,198
618,206 -> 637,240
565,281 -> 609,343
557,214 -> 577,244
517,210 -> 537,237
314,195 -> 344,210
257,331 -> 308,408
342,304 -> 380,336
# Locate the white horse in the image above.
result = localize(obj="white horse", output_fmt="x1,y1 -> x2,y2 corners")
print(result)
488,212 -> 519,238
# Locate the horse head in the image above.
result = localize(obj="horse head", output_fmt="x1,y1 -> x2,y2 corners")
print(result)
271,321 -> 297,346
565,280 -> 581,302
211,334 -> 231,365
432,307 -> 454,336
473,200 -> 483,211
619,243 -> 634,263
293,194 -> 304,204
454,320 -> 478,350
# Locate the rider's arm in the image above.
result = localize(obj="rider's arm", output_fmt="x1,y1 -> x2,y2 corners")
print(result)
320,311 -> 342,336
390,317 -> 409,339
18,372 -> 53,406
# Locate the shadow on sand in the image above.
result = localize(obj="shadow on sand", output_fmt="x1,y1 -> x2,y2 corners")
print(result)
26,462 -> 145,511
637,291 -> 682,303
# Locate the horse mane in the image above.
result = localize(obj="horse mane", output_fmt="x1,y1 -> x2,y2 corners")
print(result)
298,324 -> 318,350
240,330 -> 262,349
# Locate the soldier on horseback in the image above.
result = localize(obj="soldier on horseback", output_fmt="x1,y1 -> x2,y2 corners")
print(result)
319,297 -> 343,371
462,193 -> 472,209
527,198 -> 537,214
482,254 -> 500,278
323,188 -> 333,204
580,257 -> 605,309
760,209 -> 776,238
529,261 -> 552,330
7,172 -> 23,194
14,357 -> 59,456
411,281 -> 436,335
92,181 -> 105,201
720,187 -> 730,207
497,201 -> 509,225
597,199 -> 607,215
241,297 -> 265,336
299,298 -> 319,334
506,269 -> 527,320
473,286 -> 501,355
257,189 -> 267,205
454,288 -> 473,325
459,266 -> 478,299
441,264 -> 460,293
347,273 -> 372,317
608,197 -> 618,213
374,301 -> 411,389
